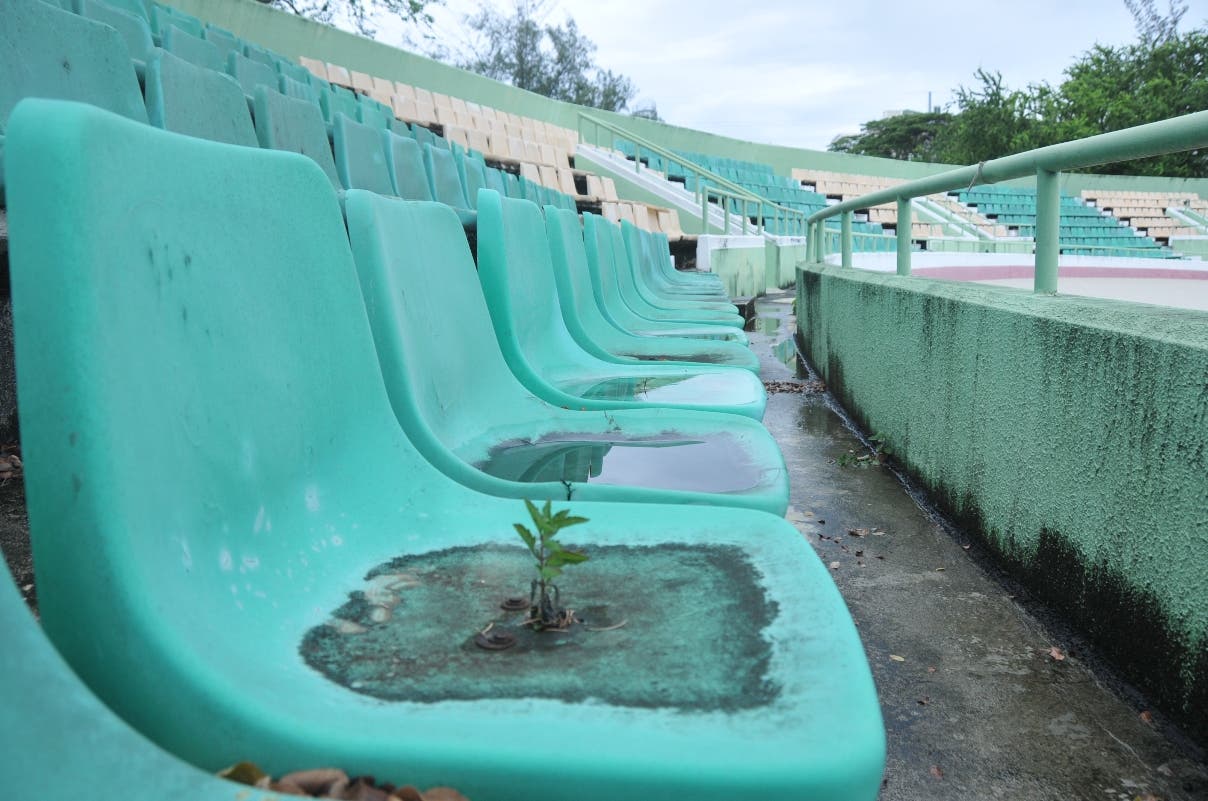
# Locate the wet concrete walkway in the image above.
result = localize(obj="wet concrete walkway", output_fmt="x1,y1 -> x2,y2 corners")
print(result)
750,290 -> 1208,801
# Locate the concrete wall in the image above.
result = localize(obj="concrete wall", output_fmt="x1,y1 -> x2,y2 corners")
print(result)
796,263 -> 1208,740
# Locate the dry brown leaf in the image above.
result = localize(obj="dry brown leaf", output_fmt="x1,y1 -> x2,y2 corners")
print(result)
848,528 -> 869,538
829,561 -> 840,570
889,654 -> 906,662
929,765 -> 944,780
422,789 -> 470,801
1048,646 -> 1066,661
1140,710 -> 1154,725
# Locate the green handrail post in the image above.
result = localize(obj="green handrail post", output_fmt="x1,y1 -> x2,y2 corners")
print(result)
741,199 -> 749,235
700,188 -> 710,234
723,196 -> 730,233
841,210 -> 853,269
896,197 -> 912,276
633,143 -> 641,174
1034,168 -> 1060,294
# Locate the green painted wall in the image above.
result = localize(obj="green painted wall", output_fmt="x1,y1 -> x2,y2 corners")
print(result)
796,263 -> 1208,740
164,0 -> 1208,198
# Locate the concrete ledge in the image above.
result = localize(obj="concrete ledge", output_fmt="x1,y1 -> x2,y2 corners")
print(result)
696,235 -> 765,298
797,262 -> 1208,743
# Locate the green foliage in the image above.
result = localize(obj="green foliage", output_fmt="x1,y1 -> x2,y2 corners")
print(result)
453,0 -> 640,112
829,110 -> 954,162
258,0 -> 438,38
829,5 -> 1207,176
515,500 -> 588,628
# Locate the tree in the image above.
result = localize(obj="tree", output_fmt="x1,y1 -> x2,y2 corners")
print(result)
1124,0 -> 1188,45
255,0 -> 438,38
454,0 -> 640,113
829,110 -> 953,161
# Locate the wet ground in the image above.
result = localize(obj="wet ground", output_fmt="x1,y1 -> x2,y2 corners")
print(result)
750,290 -> 1208,801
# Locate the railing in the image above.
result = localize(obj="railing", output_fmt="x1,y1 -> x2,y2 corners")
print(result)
577,112 -> 808,236
807,110 -> 1208,292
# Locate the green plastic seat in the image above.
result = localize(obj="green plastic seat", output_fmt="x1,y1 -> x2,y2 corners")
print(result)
145,48 -> 257,147
0,0 -> 146,131
9,98 -> 883,801
0,565 -> 278,801
278,72 -> 319,104
583,214 -> 750,345
150,3 -> 202,37
319,83 -> 359,125
484,164 -> 507,196
160,22 -> 224,72
454,149 -> 488,209
545,207 -> 760,373
618,220 -> 742,317
346,191 -> 787,513
356,95 -> 393,130
629,227 -> 729,300
252,85 -> 340,190
383,129 -> 432,201
642,228 -> 726,294
228,49 -> 277,101
605,218 -> 743,328
99,0 -> 150,21
203,23 -> 241,63
422,141 -> 469,209
476,191 -> 767,421
242,41 -> 277,68
332,111 -> 393,194
77,0 -> 154,78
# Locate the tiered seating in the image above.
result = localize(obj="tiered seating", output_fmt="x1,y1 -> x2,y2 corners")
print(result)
1,3 -> 885,798
796,169 -> 1009,240
1080,189 -> 1208,242
956,185 -> 1172,257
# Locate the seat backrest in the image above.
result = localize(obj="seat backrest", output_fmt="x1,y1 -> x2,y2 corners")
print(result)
77,0 -> 154,69
356,96 -> 393,130
423,143 -> 469,209
344,191 -> 533,448
203,24 -> 241,63
160,22 -> 223,72
227,50 -> 277,100
455,150 -> 488,209
332,111 -> 394,195
145,48 -> 257,147
484,165 -> 507,196
383,130 -> 432,201
318,83 -> 359,124
0,0 -> 147,135
243,42 -> 277,68
253,85 -> 340,190
278,73 -> 319,104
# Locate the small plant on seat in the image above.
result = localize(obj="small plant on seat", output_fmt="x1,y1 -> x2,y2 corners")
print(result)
514,499 -> 589,630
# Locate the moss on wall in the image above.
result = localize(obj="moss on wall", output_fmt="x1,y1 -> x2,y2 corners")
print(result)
796,263 -> 1208,742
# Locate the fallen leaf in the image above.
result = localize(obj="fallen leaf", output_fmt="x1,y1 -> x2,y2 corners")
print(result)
423,789 -> 470,801
929,765 -> 944,780
855,549 -> 864,557
1140,710 -> 1153,725
1132,794 -> 1160,801
889,654 -> 906,662
927,666 -> 937,673
871,528 -> 886,536
829,561 -> 840,570
962,544 -> 971,550
848,528 -> 869,538
935,567 -> 946,572
1048,646 -> 1066,661
917,696 -> 930,706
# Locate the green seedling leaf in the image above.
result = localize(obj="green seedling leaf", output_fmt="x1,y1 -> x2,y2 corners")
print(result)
513,523 -> 536,553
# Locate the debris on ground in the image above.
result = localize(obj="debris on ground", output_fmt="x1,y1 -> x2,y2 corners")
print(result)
217,763 -> 469,801
762,379 -> 825,394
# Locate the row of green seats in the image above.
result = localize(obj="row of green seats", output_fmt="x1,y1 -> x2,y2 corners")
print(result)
5,98 -> 884,800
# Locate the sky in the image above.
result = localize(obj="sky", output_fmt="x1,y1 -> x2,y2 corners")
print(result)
379,0 -> 1208,152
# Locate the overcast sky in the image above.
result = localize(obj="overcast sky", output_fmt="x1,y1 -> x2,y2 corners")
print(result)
386,0 -> 1208,152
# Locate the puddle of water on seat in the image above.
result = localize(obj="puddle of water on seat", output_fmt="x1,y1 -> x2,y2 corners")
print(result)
300,543 -> 780,711
571,372 -> 749,404
475,432 -> 762,493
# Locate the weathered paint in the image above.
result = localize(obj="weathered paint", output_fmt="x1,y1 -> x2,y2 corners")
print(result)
697,236 -> 765,297
797,262 -> 1208,742
766,240 -> 806,291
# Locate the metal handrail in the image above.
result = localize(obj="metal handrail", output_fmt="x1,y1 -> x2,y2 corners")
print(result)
807,110 -> 1208,289
577,112 -> 808,236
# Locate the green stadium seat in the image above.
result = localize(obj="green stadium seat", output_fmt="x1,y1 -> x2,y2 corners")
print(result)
582,214 -> 749,345
97,0 -> 150,20
382,129 -> 432,201
608,220 -> 743,327
77,0 -> 154,77
355,95 -> 393,130
202,22 -> 241,62
242,41 -> 277,68
318,83 -> 358,124
252,85 -> 340,190
544,207 -> 759,373
227,49 -> 277,100
145,48 -> 257,147
344,191 -> 787,512
0,564 -> 281,801
7,98 -> 883,801
278,72 -> 319,104
150,3 -> 201,37
423,141 -> 469,209
160,22 -> 224,71
454,148 -> 488,208
332,111 -> 393,194
476,191 -> 766,420
624,223 -> 732,304
484,164 -> 507,196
